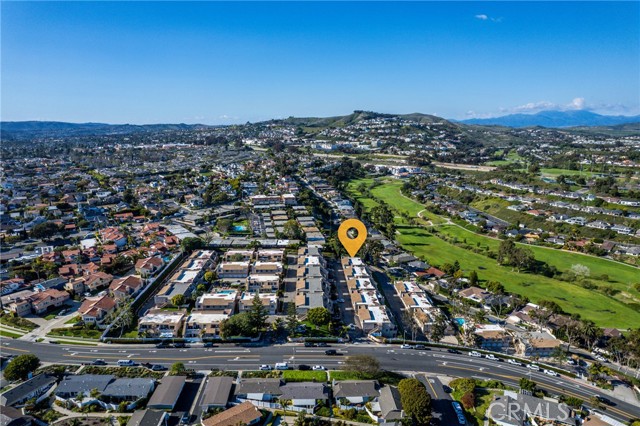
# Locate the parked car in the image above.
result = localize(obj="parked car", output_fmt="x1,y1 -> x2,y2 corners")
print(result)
92,359 -> 107,366
336,298 -> 345,303
298,364 -> 311,370
468,351 -> 483,358
325,349 -> 337,356
151,364 -> 167,371
304,342 -> 316,347
203,342 -> 215,348
312,365 -> 326,370
173,342 -> 187,348
156,342 -> 171,349
414,345 -> 428,350
400,344 -> 413,349
179,413 -> 190,425
507,359 -> 523,366
317,342 -> 329,347
527,364 -> 540,371
259,364 -> 272,371
447,349 -> 461,354
275,362 -> 289,370
485,354 -> 501,361
117,360 -> 136,366
543,369 -> 559,377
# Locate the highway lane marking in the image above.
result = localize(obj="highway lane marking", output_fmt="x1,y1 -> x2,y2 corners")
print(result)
63,354 -> 262,361
1,346 -> 30,353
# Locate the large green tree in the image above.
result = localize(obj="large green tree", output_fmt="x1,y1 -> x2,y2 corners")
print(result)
307,307 -> 331,327
247,293 -> 269,334
398,378 -> 432,426
4,354 -> 40,381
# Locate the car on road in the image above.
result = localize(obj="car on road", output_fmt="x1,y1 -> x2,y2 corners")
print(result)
527,364 -> 540,371
92,359 -> 107,366
594,355 -> 607,362
156,342 -> 172,349
117,360 -> 137,367
259,364 -> 272,371
593,395 -> 614,406
400,344 -> 413,349
312,365 -> 326,370
298,364 -> 311,370
336,298 -> 345,303
325,349 -> 337,356
507,359 -> 523,366
173,342 -> 188,348
485,354 -> 501,361
203,342 -> 216,348
304,342 -> 316,347
141,362 -> 153,369
150,364 -> 167,371
414,345 -> 428,350
543,369 -> 559,377
447,349 -> 461,354
275,362 -> 289,370
317,342 -> 330,347
468,351 -> 483,358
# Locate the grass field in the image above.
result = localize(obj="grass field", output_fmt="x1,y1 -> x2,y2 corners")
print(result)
282,370 -> 328,382
347,178 -> 640,329
0,329 -> 23,338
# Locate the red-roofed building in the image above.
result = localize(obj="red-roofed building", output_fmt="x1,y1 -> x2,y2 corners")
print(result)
109,275 -> 144,300
78,295 -> 117,324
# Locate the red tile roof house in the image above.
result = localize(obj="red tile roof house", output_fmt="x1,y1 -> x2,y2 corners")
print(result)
59,263 -> 82,278
62,249 -> 82,263
84,272 -> 114,291
82,262 -> 102,275
29,288 -> 70,315
135,257 -> 165,277
78,295 -> 117,325
109,275 -> 144,300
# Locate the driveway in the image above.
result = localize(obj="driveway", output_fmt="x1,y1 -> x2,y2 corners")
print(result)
20,300 -> 82,341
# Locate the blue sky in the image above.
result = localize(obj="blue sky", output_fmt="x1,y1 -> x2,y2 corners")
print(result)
2,1 -> 639,124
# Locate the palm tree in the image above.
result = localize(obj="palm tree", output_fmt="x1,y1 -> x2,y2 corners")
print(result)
278,398 -> 292,418
580,320 -> 602,350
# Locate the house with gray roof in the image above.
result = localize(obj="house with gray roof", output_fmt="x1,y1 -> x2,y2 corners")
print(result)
54,375 -> 114,399
146,376 -> 186,411
333,380 -> 380,409
127,409 -> 168,426
102,378 -> 155,402
0,374 -> 56,407
200,376 -> 233,410
279,382 -> 329,410
0,405 -> 33,426
367,385 -> 404,424
234,378 -> 282,402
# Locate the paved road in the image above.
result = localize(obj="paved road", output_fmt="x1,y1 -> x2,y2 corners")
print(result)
2,340 -> 639,422
417,374 -> 455,426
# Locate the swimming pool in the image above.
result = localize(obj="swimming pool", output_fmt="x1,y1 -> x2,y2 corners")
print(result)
232,225 -> 247,231
455,318 -> 466,326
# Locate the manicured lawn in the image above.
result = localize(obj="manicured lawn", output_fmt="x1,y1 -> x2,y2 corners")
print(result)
48,327 -> 102,339
0,329 -> 23,338
329,370 -> 365,381
49,339 -> 98,346
0,314 -> 39,331
347,178 -> 640,329
282,370 -> 327,382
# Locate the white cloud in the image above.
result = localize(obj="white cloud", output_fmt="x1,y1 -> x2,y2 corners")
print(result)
475,14 -> 502,22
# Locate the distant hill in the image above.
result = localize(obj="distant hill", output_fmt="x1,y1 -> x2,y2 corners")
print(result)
0,121 -> 212,140
459,110 -> 640,128
270,110 -> 446,127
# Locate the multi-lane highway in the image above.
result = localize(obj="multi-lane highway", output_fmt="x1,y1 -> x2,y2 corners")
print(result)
3,339 -> 639,422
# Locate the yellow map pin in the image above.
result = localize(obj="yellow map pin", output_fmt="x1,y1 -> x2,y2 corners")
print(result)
338,219 -> 368,257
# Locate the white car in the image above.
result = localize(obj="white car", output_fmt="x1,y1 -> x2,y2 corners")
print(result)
485,354 -> 500,361
543,369 -> 559,377
527,364 -> 540,371
595,355 -> 607,362
259,364 -> 272,371
400,344 -> 413,349
507,359 -> 523,366
468,351 -> 483,358
312,365 -> 326,371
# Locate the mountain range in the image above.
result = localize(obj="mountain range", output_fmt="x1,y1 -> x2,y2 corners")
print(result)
459,110 -> 640,128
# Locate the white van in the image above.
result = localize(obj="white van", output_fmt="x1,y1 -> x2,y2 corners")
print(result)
117,359 -> 136,366
275,362 -> 289,370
